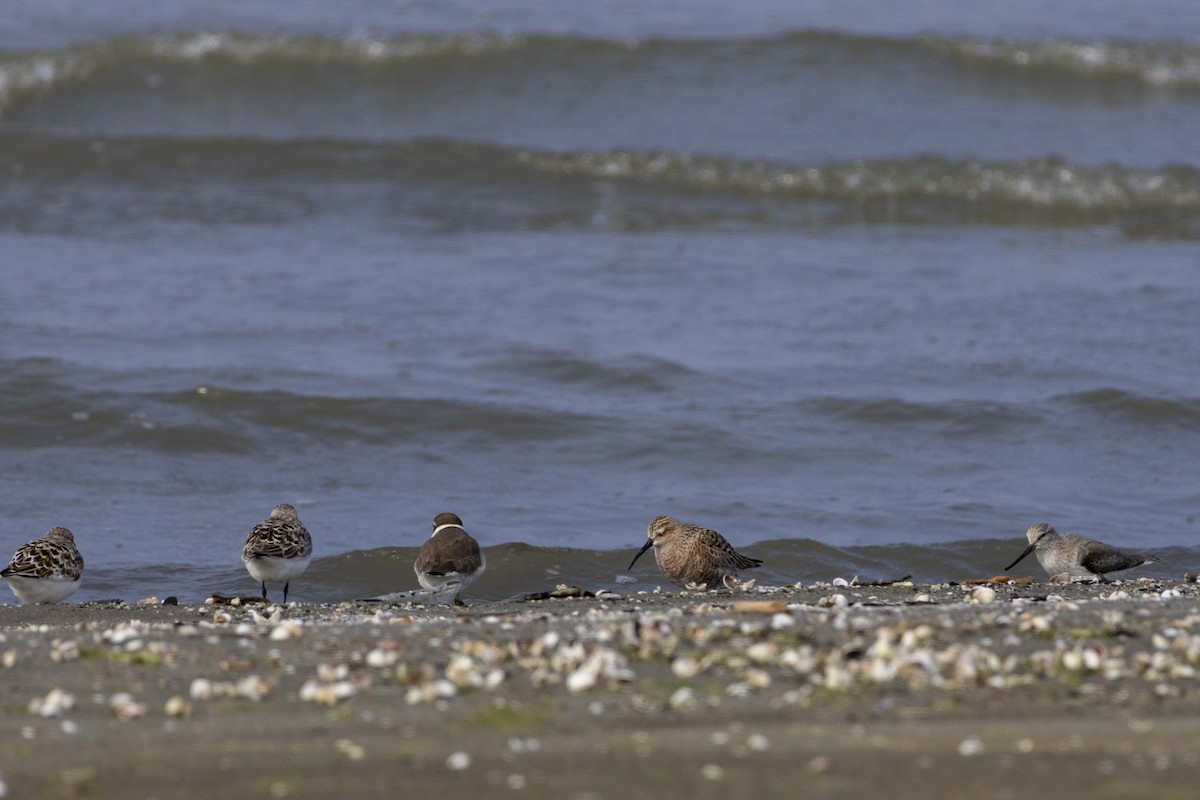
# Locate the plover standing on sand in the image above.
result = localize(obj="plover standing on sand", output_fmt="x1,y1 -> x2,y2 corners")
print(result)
242,504 -> 312,604
414,512 -> 486,606
628,515 -> 762,589
1,526 -> 85,604
1005,522 -> 1157,583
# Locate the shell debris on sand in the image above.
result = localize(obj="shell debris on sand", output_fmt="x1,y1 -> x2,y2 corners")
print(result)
108,692 -> 147,721
164,696 -> 192,717
965,586 -> 997,604
189,675 -> 275,702
2,580 -> 1200,741
28,688 -> 75,718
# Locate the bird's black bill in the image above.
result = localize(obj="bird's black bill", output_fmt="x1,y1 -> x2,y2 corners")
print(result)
1005,542 -> 1037,571
628,540 -> 654,570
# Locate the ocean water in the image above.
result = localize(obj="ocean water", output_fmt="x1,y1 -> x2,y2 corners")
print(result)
1,1 -> 1198,603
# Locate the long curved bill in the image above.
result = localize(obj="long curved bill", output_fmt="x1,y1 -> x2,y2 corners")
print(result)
628,539 -> 654,570
1005,542 -> 1038,571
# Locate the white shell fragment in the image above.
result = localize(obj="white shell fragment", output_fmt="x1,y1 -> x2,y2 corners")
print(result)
966,586 -> 997,605
446,752 -> 472,771
28,688 -> 75,718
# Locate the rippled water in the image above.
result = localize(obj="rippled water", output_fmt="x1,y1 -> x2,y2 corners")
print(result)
1,1 -> 1198,603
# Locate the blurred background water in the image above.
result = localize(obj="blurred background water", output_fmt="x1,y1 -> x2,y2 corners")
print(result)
1,0 -> 1198,602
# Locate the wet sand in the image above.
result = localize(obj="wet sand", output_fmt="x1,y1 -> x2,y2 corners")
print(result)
2,578 -> 1200,799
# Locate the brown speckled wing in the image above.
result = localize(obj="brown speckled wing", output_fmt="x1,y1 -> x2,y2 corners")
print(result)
3,539 -> 84,580
697,527 -> 762,571
243,519 -> 313,561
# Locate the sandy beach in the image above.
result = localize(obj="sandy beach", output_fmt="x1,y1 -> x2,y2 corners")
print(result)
2,577 -> 1200,799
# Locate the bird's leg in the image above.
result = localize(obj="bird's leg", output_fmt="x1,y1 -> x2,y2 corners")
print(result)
283,581 -> 290,605
260,582 -> 267,600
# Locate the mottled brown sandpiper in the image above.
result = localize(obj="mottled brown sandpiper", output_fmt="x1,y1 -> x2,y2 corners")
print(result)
242,503 -> 313,603
628,514 -> 762,589
2,526 -> 84,604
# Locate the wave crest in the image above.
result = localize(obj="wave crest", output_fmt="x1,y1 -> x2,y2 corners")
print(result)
925,35 -> 1200,89
6,29 -> 1200,117
516,148 -> 1200,223
0,30 -> 533,115
5,132 -> 1200,233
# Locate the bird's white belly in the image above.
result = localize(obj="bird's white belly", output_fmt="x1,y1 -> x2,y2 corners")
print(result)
244,555 -> 311,583
1036,549 -> 1089,579
4,574 -> 81,604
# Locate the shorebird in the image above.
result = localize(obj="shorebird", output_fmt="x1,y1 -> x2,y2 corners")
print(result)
242,504 -> 312,604
414,512 -> 486,606
1,527 -> 85,604
628,515 -> 762,589
1005,522 -> 1158,583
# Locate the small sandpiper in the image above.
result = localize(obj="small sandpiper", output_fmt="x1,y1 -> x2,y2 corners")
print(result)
242,504 -> 313,604
1005,522 -> 1158,583
414,512 -> 486,606
628,515 -> 762,589
2,526 -> 85,604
